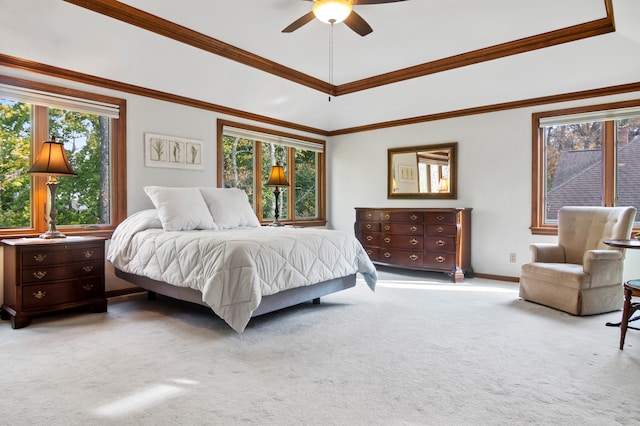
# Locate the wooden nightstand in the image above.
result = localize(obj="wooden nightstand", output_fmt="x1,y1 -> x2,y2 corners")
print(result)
1,236 -> 107,329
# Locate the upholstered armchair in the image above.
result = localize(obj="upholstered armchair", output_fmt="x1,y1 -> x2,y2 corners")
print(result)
519,206 -> 637,315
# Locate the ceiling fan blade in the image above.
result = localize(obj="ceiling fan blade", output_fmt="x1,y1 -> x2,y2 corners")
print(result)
353,0 -> 409,4
282,11 -> 316,33
343,10 -> 373,36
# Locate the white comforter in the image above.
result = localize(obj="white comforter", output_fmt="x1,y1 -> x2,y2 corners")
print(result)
108,210 -> 377,332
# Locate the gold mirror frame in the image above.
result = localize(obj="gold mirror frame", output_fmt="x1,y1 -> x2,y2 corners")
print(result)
388,142 -> 458,199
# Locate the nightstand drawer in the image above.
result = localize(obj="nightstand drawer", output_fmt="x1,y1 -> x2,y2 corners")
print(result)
22,260 -> 103,284
22,278 -> 103,309
22,245 -> 103,266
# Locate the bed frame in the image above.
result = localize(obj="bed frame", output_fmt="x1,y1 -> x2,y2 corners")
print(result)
114,269 -> 357,317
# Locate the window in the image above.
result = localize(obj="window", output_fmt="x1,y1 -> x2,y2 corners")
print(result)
217,120 -> 326,226
531,100 -> 640,234
0,76 -> 126,237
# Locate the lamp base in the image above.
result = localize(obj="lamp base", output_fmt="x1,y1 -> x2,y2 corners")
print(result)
269,220 -> 284,227
39,230 -> 67,239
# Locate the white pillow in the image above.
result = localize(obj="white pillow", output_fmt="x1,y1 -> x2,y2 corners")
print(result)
199,187 -> 260,229
143,186 -> 217,231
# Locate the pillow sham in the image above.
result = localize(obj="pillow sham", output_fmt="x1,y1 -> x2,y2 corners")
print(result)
143,186 -> 217,231
199,187 -> 261,229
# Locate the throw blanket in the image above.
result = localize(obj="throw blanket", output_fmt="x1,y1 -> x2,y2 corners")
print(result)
108,210 -> 377,332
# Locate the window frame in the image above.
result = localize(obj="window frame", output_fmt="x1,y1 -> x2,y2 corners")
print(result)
531,99 -> 640,235
217,119 -> 326,227
0,75 -> 127,238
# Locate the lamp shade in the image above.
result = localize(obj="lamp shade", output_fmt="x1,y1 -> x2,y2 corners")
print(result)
312,0 -> 353,24
265,164 -> 290,187
439,178 -> 449,192
28,136 -> 77,177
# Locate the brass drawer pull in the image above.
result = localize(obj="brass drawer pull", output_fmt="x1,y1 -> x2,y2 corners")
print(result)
366,235 -> 373,241
83,266 -> 94,273
436,226 -> 444,233
384,214 -> 391,220
366,224 -> 372,229
84,250 -> 94,258
33,271 -> 47,280
83,284 -> 94,291
410,239 -> 419,246
366,249 -> 373,256
366,213 -> 373,219
34,254 -> 47,263
384,237 -> 391,243
383,252 -> 391,258
435,256 -> 445,263
410,226 -> 418,232
410,215 -> 418,221
436,215 -> 445,221
409,254 -> 419,261
436,240 -> 445,246
33,290 -> 46,299
384,225 -> 391,231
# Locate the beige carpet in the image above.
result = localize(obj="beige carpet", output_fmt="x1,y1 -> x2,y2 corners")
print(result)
1,268 -> 639,425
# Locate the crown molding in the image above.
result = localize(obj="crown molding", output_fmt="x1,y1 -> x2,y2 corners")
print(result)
64,0 -> 615,98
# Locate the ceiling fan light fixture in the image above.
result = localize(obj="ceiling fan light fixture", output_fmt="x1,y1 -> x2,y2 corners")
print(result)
312,0 -> 353,24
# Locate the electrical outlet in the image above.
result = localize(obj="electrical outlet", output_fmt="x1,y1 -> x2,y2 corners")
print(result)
509,253 -> 516,263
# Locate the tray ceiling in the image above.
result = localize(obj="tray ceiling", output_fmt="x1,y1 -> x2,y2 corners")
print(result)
2,0 -> 640,132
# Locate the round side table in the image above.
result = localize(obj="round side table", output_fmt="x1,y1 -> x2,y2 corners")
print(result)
620,280 -> 640,350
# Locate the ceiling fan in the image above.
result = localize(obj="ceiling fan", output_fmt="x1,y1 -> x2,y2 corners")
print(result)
282,0 -> 409,37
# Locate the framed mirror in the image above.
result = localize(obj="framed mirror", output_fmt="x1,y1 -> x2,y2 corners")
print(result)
388,142 -> 457,199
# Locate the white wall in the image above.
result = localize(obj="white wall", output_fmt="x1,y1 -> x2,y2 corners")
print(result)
2,66 -> 640,296
328,92 -> 640,280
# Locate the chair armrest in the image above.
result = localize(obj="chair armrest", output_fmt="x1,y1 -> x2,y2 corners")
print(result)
583,249 -> 624,285
530,243 -> 565,263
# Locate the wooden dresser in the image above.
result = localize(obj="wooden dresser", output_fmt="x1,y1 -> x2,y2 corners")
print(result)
355,208 -> 472,282
1,236 -> 107,329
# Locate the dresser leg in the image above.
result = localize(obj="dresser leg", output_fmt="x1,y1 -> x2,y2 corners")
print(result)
10,313 -> 32,329
89,299 -> 108,313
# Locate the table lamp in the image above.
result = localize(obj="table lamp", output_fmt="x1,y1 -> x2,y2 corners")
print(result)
265,163 -> 290,226
28,136 -> 77,239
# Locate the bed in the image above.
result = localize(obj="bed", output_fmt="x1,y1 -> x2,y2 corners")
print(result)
107,186 -> 377,332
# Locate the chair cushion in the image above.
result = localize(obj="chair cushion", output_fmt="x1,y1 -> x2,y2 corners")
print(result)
521,262 -> 590,290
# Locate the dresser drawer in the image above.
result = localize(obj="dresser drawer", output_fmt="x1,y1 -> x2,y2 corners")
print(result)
360,233 -> 380,246
22,245 -> 103,267
22,278 -> 103,309
22,260 -> 103,284
426,212 -> 456,225
379,248 -> 424,267
426,236 -> 456,253
357,210 -> 383,221
381,223 -> 423,234
357,222 -> 380,232
382,212 -> 424,223
424,252 -> 456,269
380,234 -> 423,249
426,224 -> 457,236
363,247 -> 380,261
